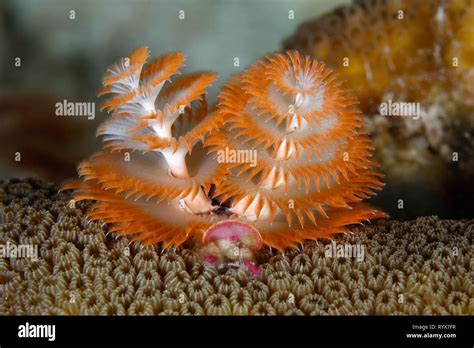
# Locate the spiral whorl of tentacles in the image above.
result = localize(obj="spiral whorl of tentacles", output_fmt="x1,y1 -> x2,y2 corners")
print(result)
64,47 -> 225,248
206,51 -> 385,251
65,48 -> 385,272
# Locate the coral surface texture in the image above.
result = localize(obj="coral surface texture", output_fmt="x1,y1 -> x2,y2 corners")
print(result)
0,179 -> 472,315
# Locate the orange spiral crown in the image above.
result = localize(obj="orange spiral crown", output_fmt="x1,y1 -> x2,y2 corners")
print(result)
207,51 -> 386,250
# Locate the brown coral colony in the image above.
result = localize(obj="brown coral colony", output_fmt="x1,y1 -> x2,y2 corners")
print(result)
0,179 -> 471,315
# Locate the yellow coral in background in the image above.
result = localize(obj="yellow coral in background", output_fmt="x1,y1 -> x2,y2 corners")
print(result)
285,0 -> 474,219
286,0 -> 474,108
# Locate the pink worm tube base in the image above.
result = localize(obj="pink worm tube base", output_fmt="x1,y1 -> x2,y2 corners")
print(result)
202,220 -> 263,250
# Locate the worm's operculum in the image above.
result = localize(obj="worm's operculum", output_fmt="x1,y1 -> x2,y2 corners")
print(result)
199,220 -> 263,276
